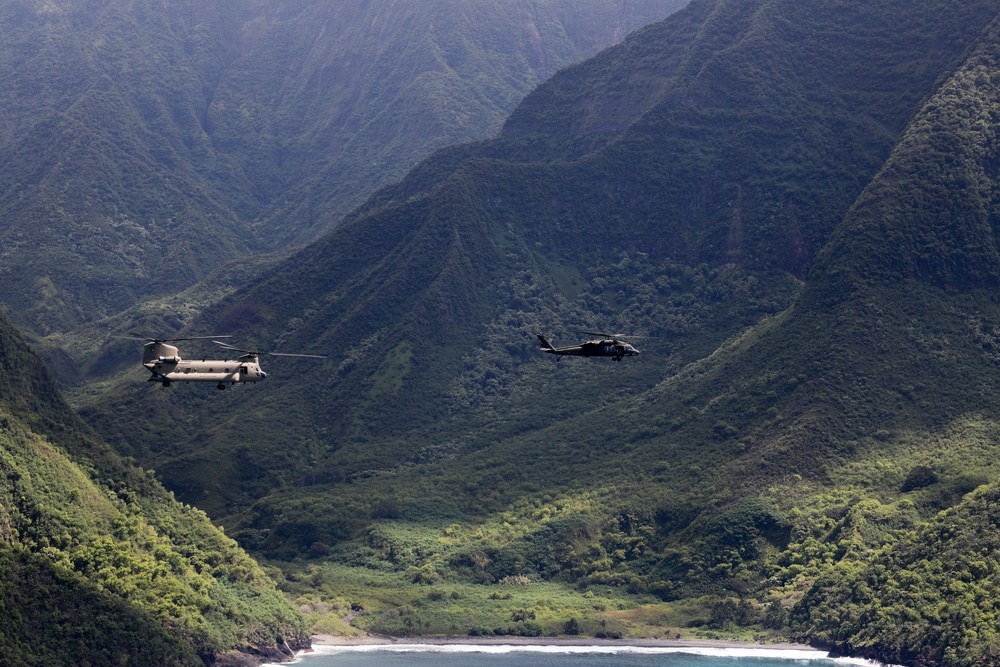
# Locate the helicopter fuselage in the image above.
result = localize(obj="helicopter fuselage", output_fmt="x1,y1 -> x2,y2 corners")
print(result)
142,342 -> 266,386
146,357 -> 267,385
536,334 -> 639,361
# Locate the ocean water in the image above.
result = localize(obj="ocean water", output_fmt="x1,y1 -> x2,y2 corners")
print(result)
265,644 -> 882,667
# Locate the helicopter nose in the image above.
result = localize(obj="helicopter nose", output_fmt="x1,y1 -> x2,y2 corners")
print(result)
260,371 -> 267,379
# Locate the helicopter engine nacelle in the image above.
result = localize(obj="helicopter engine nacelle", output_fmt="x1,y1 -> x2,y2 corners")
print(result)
144,342 -> 181,365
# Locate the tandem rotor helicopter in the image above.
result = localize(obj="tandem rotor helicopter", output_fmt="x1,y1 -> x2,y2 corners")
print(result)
116,335 -> 326,389
536,331 -> 643,361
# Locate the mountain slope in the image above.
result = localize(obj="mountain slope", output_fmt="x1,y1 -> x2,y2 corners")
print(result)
767,16 -> 1000,665
795,484 -> 1000,667
0,0 -> 256,335
0,0 -> 685,337
0,308 -> 307,664
229,0 -> 691,248
81,0 -> 999,519
74,0 -> 1000,658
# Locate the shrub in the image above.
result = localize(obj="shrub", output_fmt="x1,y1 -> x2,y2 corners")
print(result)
901,465 -> 938,492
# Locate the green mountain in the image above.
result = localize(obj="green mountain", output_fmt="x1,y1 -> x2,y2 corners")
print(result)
81,0 -> 998,518
771,16 -> 1000,665
0,307 -> 308,664
34,0 -> 1000,663
71,0 -> 1000,658
0,0 -> 684,336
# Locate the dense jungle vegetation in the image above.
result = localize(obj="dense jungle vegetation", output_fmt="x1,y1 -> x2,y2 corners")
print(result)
8,0 -> 1000,664
0,308 -> 307,664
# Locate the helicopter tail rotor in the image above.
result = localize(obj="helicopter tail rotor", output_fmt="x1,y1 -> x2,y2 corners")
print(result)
536,333 -> 556,351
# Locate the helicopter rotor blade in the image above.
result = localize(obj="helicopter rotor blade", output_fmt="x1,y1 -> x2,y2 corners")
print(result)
213,341 -> 259,359
575,330 -> 653,339
265,352 -> 327,359
115,334 -> 233,343
212,340 -> 326,359
213,340 -> 250,352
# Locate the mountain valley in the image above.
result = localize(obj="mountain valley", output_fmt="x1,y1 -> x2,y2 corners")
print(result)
1,0 -> 683,336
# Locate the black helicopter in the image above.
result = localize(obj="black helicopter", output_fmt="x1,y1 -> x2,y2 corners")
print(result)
536,331 -> 641,361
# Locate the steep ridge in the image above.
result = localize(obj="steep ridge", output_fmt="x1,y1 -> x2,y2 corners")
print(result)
0,1 -> 256,335
697,3 -> 1000,487
770,16 -> 1000,665
235,0 -> 690,248
0,308 -> 307,664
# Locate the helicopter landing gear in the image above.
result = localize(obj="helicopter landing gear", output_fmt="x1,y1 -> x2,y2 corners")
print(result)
216,383 -> 226,390
161,379 -> 171,387
613,356 -> 622,362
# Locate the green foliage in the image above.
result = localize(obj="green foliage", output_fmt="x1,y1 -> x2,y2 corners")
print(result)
901,465 -> 938,492
0,310 -> 306,661
0,546 -> 201,666
704,500 -> 790,555
35,0 -> 1000,663
794,485 -> 1000,666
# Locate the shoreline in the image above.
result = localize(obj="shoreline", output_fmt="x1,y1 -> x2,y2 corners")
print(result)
273,634 -> 897,667
254,635 -> 894,667
310,634 -> 822,651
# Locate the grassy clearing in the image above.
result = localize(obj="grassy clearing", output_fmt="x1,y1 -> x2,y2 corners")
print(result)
277,562 -> 747,640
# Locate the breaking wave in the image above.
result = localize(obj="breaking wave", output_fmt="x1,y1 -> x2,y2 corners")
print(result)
267,642 -> 889,666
